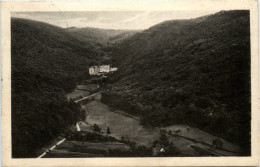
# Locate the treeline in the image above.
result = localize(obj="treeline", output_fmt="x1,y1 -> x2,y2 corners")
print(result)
102,11 -> 251,155
11,18 -> 96,157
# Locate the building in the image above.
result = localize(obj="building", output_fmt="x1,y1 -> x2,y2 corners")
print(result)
152,144 -> 166,156
110,67 -> 118,72
89,66 -> 100,75
89,65 -> 117,75
99,65 -> 110,73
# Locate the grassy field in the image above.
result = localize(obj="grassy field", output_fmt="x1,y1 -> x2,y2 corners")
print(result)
44,88 -> 241,157
77,84 -> 99,92
163,125 -> 241,156
58,141 -> 130,152
163,125 -> 240,153
84,93 -> 160,147
43,140 -> 131,158
43,149 -> 105,158
43,136 -> 131,157
82,91 -> 241,156
66,84 -> 99,100
66,90 -> 90,101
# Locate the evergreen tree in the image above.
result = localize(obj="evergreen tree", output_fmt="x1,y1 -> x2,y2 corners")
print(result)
107,127 -> 110,135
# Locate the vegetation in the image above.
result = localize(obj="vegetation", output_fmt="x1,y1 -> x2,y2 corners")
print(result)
101,10 -> 251,154
67,131 -> 118,142
11,18 -> 98,157
66,27 -> 140,45
63,127 -> 184,157
107,127 -> 111,135
93,123 -> 101,133
66,27 -> 140,65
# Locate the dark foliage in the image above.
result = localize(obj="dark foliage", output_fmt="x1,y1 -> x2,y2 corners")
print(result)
66,27 -> 140,45
67,131 -> 117,142
93,123 -> 101,133
66,27 -> 140,65
107,127 -> 111,135
102,11 -> 251,154
11,18 -> 97,157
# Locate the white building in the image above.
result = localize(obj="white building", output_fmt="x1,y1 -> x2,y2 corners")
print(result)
99,65 -> 110,73
89,65 -> 117,75
110,67 -> 118,72
89,66 -> 99,75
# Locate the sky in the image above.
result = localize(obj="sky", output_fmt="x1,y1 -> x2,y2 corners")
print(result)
12,11 -> 219,30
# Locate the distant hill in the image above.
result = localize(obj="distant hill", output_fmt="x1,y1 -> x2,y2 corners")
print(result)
102,10 -> 251,154
66,27 -> 141,45
66,27 -> 140,63
11,18 -> 97,157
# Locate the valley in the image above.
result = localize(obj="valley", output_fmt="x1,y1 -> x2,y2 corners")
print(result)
39,84 -> 241,157
11,10 -> 251,158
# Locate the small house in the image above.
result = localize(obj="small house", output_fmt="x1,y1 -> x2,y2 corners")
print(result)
152,144 -> 166,156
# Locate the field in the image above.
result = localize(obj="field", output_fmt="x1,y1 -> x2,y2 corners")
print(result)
84,93 -> 160,147
163,125 -> 241,156
83,90 -> 241,156
82,91 -> 241,156
43,141 -> 130,158
163,125 -> 240,152
66,84 -> 99,100
43,86 -> 242,157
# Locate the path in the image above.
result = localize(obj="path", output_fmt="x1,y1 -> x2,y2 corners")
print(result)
37,138 -> 66,158
74,92 -> 100,103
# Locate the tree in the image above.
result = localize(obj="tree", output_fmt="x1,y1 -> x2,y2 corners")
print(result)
159,133 -> 169,146
107,127 -> 110,135
212,138 -> 223,148
93,123 -> 101,133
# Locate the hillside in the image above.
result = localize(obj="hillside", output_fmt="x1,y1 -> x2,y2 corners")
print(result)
66,27 -> 140,45
11,18 -> 99,157
66,27 -> 140,64
101,10 -> 251,154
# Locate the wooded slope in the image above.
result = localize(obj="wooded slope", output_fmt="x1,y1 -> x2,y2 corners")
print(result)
11,18 -> 97,157
102,10 -> 251,154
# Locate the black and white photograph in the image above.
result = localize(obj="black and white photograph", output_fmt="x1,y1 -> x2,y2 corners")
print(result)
1,1 -> 259,166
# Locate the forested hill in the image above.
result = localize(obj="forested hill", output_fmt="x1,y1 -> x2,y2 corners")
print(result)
66,27 -> 140,64
11,18 -> 97,157
66,27 -> 140,45
12,18 -> 103,85
102,10 -> 251,154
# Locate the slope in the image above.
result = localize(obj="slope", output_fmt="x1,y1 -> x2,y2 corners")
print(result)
66,27 -> 141,64
66,27 -> 140,45
11,18 -> 98,157
101,10 -> 251,154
